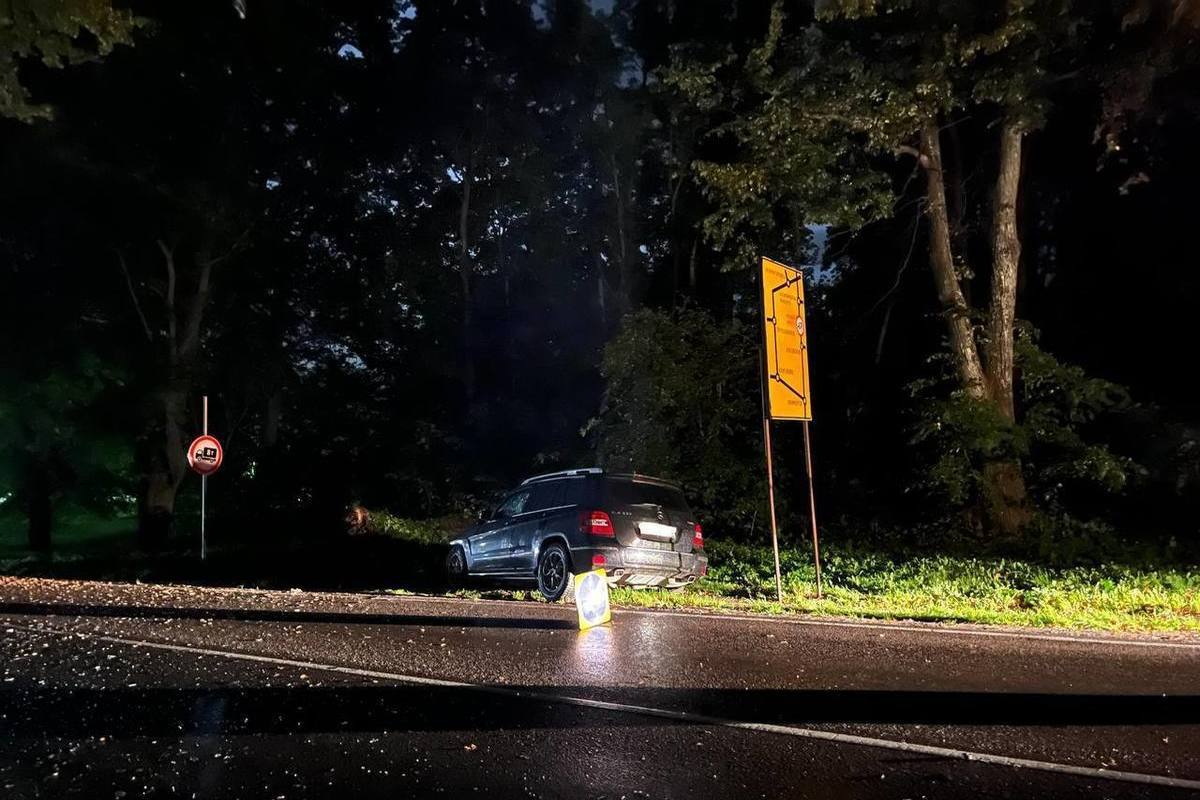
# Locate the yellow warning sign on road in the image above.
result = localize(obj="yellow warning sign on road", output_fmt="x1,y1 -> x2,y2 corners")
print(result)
760,256 -> 812,421
574,569 -> 611,631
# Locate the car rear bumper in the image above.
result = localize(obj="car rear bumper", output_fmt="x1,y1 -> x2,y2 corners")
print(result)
569,544 -> 708,588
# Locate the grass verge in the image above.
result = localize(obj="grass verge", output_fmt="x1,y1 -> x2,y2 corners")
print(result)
371,517 -> 1199,634
4,507 -> 1195,633
607,540 -> 1200,633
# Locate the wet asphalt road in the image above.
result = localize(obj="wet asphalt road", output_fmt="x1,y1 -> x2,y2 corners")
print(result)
1,578 -> 1198,799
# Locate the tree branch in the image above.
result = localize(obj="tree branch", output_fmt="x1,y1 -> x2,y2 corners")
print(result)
116,251 -> 154,343
157,239 -> 177,358
179,252 -> 213,359
179,229 -> 247,358
863,204 -> 923,319
198,226 -> 251,268
894,143 -> 931,169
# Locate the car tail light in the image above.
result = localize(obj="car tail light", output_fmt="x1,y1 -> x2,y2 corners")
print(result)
691,522 -> 703,549
581,510 -> 614,536
591,554 -> 607,568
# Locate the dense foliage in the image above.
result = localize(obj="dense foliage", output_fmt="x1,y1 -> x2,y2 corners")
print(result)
588,308 -> 763,533
0,0 -> 142,120
908,331 -> 1138,532
1,1 -> 1197,564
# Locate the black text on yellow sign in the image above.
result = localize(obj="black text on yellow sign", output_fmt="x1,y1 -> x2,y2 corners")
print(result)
760,256 -> 812,421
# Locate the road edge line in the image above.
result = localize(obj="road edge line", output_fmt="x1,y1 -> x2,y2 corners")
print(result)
11,622 -> 1200,793
376,593 -> 1200,650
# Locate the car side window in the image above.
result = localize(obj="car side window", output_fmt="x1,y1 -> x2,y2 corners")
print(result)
559,478 -> 585,507
525,481 -> 562,513
495,490 -> 530,519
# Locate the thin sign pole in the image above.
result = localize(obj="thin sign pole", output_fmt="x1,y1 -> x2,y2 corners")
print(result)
201,475 -> 207,561
802,420 -> 822,598
762,416 -> 784,603
757,341 -> 784,604
201,395 -> 208,561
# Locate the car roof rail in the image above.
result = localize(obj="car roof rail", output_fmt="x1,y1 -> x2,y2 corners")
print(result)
606,472 -> 683,488
520,467 -> 604,485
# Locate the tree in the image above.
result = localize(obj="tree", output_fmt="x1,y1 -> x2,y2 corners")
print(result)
8,1 -> 267,545
119,235 -> 238,546
0,0 -> 141,121
589,308 -> 764,532
664,0 -> 1118,537
0,357 -> 133,550
391,0 -> 565,401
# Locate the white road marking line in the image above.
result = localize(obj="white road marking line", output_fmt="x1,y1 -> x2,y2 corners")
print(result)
366,593 -> 1200,651
5,586 -> 1199,649
615,607 -> 1200,649
10,621 -> 1200,792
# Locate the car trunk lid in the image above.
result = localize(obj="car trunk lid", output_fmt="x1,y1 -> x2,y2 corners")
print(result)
602,478 -> 695,554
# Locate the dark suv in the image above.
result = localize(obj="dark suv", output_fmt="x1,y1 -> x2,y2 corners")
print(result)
446,469 -> 708,601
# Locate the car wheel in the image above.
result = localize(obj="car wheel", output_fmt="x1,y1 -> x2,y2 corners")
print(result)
446,545 -> 468,587
536,542 -> 573,602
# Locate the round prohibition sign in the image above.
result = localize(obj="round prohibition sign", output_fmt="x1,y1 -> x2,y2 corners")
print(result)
187,434 -> 224,476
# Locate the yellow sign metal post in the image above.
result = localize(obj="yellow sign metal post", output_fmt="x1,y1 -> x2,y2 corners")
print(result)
760,256 -> 823,600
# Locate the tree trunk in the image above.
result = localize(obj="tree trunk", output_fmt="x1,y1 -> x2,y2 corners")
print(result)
922,120 -> 1031,538
27,460 -> 52,552
499,223 -> 510,311
874,298 -> 895,367
139,472 -> 178,548
947,123 -> 971,306
263,390 -> 282,448
611,156 -> 632,316
986,118 -> 1024,422
596,253 -> 608,328
130,239 -> 222,548
458,157 -> 475,399
688,237 -> 698,292
139,385 -> 188,549
980,460 -> 1030,540
981,116 -> 1032,537
920,122 -> 988,401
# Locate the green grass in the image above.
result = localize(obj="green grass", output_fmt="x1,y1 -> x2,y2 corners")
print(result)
371,522 -> 1199,633
365,512 -> 1199,633
3,505 -> 1196,633
374,516 -> 1198,633
606,539 -> 1200,634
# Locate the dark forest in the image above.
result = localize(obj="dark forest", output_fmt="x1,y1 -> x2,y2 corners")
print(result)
3,0 -> 1199,571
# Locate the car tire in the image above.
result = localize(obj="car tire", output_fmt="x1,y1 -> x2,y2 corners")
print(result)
446,545 -> 468,587
536,542 -> 573,602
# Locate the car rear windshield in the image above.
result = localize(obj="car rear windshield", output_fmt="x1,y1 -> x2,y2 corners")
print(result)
605,479 -> 689,511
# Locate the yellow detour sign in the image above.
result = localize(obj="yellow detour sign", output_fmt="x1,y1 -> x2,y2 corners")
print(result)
574,569 -> 612,630
760,256 -> 812,421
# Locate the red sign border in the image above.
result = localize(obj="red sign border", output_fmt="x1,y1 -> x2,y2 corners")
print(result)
187,434 -> 224,476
